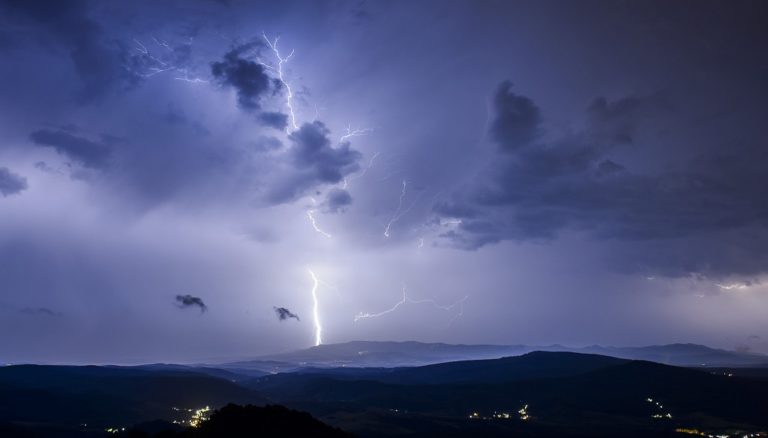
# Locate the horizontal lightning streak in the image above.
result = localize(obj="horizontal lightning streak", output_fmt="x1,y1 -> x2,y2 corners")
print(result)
354,286 -> 468,323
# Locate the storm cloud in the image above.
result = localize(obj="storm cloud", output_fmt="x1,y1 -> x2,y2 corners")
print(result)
0,167 -> 27,196
30,128 -> 114,169
1,0 -> 767,363
0,0 -> 135,102
437,82 -> 768,278
211,43 -> 279,111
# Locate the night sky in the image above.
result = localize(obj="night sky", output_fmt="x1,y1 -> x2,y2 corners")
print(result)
1,0 -> 767,364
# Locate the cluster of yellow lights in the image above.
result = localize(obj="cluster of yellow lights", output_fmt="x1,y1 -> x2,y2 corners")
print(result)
467,404 -> 530,421
105,427 -> 125,434
171,406 -> 211,428
189,406 -> 211,428
676,428 -> 765,438
518,404 -> 530,421
646,397 -> 672,419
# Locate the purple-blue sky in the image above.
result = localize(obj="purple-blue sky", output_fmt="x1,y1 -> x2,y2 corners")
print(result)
1,0 -> 767,364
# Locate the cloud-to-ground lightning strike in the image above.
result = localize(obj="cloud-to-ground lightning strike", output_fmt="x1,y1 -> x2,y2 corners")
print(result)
261,32 -> 298,131
306,210 -> 332,238
354,286 -> 469,323
308,269 -> 323,346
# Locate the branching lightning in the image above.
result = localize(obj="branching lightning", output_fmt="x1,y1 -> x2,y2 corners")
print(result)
383,180 -> 408,238
308,269 -> 323,346
339,125 -> 374,143
354,285 -> 468,323
129,38 -> 208,84
383,179 -> 422,238
261,32 -> 298,131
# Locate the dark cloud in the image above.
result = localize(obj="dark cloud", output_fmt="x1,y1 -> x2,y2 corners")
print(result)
289,122 -> 361,183
0,0 -> 134,102
175,294 -> 207,313
489,80 -> 541,151
20,307 -> 62,317
438,81 -> 768,278
258,111 -> 289,130
323,188 -> 352,214
30,128 -> 113,169
268,122 -> 361,203
0,167 -> 27,196
273,306 -> 300,321
211,43 -> 279,111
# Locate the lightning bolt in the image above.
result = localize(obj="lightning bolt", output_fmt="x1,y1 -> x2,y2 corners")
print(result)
339,125 -> 374,143
129,38 -> 208,84
306,210 -> 332,238
308,269 -> 323,346
354,285 -> 468,323
383,180 -> 408,238
261,32 -> 298,131
383,179 -> 424,238
343,151 -> 380,189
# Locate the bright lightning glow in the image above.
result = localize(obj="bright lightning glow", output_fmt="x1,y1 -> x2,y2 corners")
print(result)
309,269 -> 322,346
307,210 -> 332,238
354,286 -> 468,323
716,282 -> 750,291
261,32 -> 298,131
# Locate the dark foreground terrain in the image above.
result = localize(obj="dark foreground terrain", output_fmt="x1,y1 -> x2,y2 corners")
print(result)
1,342 -> 767,437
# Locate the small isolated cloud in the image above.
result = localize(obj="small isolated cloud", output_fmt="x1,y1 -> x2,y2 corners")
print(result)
273,306 -> 300,321
175,294 -> 207,313
20,307 -> 62,317
0,167 -> 28,196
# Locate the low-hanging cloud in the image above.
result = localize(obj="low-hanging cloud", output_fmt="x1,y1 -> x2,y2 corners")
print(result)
274,306 -> 300,321
175,294 -> 207,313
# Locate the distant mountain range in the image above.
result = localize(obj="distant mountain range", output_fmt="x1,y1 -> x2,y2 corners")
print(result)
2,347 -> 768,437
220,340 -> 768,371
247,350 -> 768,437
